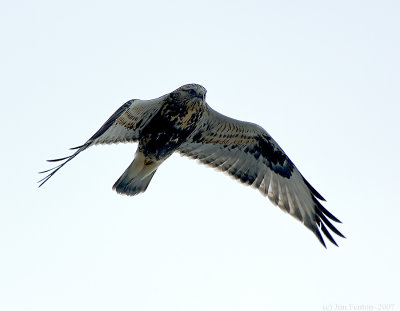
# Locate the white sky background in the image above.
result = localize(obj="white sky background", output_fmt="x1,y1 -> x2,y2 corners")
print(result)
1,0 -> 399,310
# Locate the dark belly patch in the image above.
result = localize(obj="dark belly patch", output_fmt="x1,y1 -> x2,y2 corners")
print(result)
139,102 -> 203,160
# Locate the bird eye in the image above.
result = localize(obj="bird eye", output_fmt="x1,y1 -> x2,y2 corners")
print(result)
188,89 -> 197,96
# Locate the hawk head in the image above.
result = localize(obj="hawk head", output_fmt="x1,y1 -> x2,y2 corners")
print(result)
172,84 -> 207,104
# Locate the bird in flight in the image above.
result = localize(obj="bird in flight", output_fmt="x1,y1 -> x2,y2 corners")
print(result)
39,83 -> 344,247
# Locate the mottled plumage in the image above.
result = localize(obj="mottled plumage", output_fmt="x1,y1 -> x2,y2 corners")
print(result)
39,83 -> 344,247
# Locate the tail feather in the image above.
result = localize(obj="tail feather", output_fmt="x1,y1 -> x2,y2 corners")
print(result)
112,151 -> 160,196
113,169 -> 157,196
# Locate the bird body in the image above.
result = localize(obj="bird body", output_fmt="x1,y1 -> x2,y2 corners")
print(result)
39,83 -> 344,247
113,84 -> 207,195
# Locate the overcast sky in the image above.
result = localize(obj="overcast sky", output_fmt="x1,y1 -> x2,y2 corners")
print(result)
1,1 -> 399,310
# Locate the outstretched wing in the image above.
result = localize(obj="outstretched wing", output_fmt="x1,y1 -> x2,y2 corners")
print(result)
178,105 -> 344,247
38,96 -> 166,187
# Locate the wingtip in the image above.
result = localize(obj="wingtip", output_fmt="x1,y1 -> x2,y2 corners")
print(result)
315,229 -> 327,249
37,175 -> 50,188
319,222 -> 339,247
69,144 -> 85,150
302,176 -> 326,201
39,145 -> 89,189
313,197 -> 342,223
47,156 -> 71,162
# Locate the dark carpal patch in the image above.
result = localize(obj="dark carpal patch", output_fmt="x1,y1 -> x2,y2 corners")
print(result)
256,134 -> 294,179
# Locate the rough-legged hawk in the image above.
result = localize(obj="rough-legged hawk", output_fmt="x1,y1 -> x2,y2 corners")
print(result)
39,84 -> 344,247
